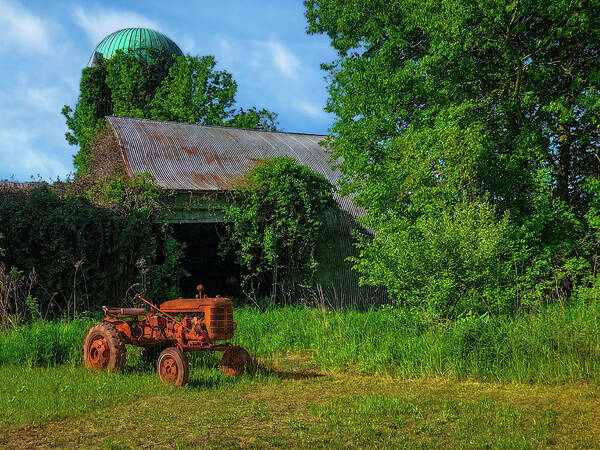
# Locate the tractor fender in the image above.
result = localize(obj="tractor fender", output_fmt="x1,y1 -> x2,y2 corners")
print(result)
105,319 -> 132,341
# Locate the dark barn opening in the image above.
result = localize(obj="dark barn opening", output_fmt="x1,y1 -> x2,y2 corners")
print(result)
171,223 -> 243,299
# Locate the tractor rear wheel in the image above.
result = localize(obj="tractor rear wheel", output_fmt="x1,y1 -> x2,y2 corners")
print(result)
220,346 -> 251,376
157,347 -> 189,387
83,322 -> 127,372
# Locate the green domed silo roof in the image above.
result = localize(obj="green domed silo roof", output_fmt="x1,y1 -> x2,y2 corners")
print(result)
87,28 -> 183,67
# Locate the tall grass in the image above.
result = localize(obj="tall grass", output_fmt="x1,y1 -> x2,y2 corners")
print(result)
234,302 -> 600,382
0,318 -> 94,365
1,302 -> 600,383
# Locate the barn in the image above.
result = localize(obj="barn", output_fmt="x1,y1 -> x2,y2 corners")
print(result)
101,116 -> 386,308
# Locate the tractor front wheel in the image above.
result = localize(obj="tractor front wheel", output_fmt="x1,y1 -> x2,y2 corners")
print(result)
157,347 -> 189,387
220,346 -> 251,376
83,322 -> 127,372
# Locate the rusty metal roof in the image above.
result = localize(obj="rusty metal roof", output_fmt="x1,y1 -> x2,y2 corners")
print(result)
106,116 -> 364,220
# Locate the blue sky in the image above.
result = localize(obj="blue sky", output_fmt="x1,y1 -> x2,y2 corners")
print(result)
0,0 -> 337,180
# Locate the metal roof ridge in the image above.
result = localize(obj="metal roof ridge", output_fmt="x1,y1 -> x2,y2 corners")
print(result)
106,116 -> 329,138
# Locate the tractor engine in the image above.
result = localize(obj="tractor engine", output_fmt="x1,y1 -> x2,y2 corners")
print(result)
159,295 -> 237,341
102,286 -> 237,348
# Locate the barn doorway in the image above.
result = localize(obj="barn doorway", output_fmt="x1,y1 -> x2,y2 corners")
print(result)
171,223 -> 243,299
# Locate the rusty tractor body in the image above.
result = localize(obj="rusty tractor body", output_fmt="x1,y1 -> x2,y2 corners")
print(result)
83,285 -> 250,386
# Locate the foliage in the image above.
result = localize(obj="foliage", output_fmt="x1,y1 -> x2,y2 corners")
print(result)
221,157 -> 334,300
353,200 -> 513,316
63,52 -> 277,174
146,235 -> 188,300
150,55 -> 279,129
584,177 -> 600,232
85,172 -> 166,213
305,0 -> 600,316
0,264 -> 40,329
225,107 -> 279,131
106,49 -> 174,120
0,185 -> 186,319
61,62 -> 111,173
150,55 -> 236,124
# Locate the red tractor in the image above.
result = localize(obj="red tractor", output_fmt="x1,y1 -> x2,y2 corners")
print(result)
83,285 -> 250,386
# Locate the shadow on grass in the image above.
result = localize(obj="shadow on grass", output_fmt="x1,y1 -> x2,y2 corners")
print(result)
185,356 -> 327,390
123,350 -> 325,391
248,360 -> 325,380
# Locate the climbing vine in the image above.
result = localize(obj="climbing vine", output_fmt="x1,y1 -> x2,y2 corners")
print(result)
221,156 -> 334,301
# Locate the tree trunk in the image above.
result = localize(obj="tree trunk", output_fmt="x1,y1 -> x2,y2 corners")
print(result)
557,123 -> 571,205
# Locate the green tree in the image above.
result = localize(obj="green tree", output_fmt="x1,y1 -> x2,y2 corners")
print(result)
150,55 -> 236,124
62,61 -> 111,173
107,50 -> 174,119
305,0 -> 600,314
221,156 -> 334,301
225,107 -> 279,132
64,52 -> 277,174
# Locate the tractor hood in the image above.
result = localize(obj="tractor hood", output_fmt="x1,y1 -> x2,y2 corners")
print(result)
159,296 -> 232,315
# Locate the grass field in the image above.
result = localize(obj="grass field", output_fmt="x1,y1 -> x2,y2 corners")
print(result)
0,355 -> 599,448
2,303 -> 600,447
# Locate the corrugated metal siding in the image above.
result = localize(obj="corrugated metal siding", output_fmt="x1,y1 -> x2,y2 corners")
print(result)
106,116 -> 387,307
107,116 -> 364,222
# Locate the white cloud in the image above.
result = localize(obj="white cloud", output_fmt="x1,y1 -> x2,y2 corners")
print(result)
73,6 -> 160,45
265,40 -> 300,79
23,86 -> 64,114
0,128 -> 71,180
0,0 -> 51,55
217,37 -> 235,66
293,100 -> 326,119
0,76 -> 76,180
204,35 -> 331,127
211,36 -> 303,82
176,35 -> 198,55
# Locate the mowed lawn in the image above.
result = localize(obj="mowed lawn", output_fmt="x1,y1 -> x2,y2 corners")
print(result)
1,355 -> 599,449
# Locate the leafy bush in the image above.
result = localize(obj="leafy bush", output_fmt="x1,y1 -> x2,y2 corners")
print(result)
0,185 -> 186,319
85,172 -> 165,213
221,157 -> 334,301
353,199 -> 513,317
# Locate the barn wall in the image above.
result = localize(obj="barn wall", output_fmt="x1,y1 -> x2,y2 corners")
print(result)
167,191 -> 227,223
312,208 -> 389,310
